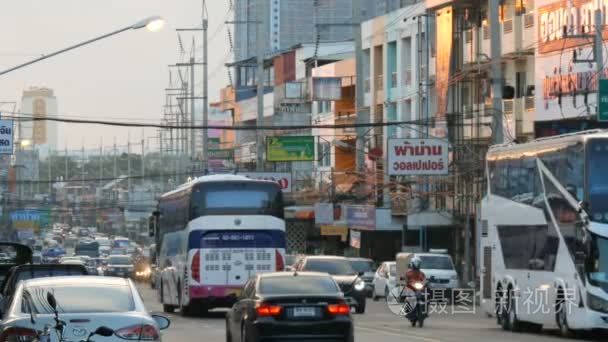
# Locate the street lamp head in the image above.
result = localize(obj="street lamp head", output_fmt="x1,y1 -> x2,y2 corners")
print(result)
131,16 -> 164,32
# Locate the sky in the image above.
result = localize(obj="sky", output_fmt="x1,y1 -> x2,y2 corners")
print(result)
0,0 -> 230,151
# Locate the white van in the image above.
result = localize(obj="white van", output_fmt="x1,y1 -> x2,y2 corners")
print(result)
396,252 -> 460,292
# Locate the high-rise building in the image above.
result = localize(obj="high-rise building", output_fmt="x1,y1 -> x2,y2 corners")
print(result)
20,87 -> 58,159
233,0 -> 411,62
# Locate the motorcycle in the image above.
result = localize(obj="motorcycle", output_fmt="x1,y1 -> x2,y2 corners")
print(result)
405,281 -> 428,328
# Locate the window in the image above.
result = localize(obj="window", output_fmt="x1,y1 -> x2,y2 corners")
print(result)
259,275 -> 339,295
498,225 -> 557,271
303,258 -> 357,275
318,142 -> 331,167
25,285 -> 134,313
419,256 -> 454,270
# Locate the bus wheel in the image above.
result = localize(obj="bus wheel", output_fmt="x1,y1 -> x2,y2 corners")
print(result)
179,286 -> 191,317
496,286 -> 505,327
556,292 -> 576,338
506,295 -> 522,332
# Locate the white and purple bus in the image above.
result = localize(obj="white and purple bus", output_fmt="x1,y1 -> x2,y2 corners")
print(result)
152,175 -> 286,315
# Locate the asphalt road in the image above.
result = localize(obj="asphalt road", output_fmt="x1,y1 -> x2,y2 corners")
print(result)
136,284 -> 605,342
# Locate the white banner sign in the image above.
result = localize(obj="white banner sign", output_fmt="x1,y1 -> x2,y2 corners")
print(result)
388,139 -> 449,176
0,120 -> 14,155
350,230 -> 361,249
239,172 -> 292,193
314,203 -> 334,225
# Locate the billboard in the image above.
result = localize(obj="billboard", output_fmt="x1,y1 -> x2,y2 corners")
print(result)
10,209 -> 42,232
535,0 -> 607,121
345,205 -> 375,231
0,120 -> 14,154
388,139 -> 449,176
266,136 -> 315,162
238,172 -> 292,193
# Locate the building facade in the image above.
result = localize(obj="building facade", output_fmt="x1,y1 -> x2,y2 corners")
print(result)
20,87 -> 59,160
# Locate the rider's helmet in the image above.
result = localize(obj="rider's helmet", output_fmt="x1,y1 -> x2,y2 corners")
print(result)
409,256 -> 422,271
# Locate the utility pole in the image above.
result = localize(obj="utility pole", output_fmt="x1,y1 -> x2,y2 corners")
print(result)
595,9 -> 604,79
48,151 -> 52,195
202,1 -> 209,172
489,0 -> 503,144
190,55 -> 196,160
141,138 -> 145,187
127,137 -> 131,194
354,0 -> 368,190
81,145 -> 85,200
113,138 -> 117,179
255,0 -> 265,171
64,147 -> 68,182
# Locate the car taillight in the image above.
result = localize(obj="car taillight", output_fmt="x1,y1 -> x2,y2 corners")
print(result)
275,249 -> 284,271
191,250 -> 200,283
0,327 -> 38,342
327,303 -> 350,315
115,324 -> 159,340
256,303 -> 282,317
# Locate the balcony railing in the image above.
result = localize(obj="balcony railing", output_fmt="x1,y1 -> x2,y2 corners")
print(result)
503,19 -> 514,34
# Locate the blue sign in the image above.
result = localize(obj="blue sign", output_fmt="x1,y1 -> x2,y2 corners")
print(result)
10,210 -> 41,222
345,205 -> 376,231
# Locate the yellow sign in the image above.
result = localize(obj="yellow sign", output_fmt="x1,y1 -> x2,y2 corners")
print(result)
321,225 -> 348,242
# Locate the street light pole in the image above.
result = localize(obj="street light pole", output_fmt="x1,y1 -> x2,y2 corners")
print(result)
0,16 -> 164,76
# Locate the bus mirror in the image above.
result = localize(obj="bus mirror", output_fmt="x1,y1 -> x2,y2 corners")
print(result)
578,201 -> 590,214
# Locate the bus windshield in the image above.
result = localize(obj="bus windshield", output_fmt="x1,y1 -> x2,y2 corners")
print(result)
587,233 -> 608,287
587,139 -> 608,222
191,181 -> 283,218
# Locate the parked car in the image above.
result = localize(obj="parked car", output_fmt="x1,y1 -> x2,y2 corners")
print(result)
348,257 -> 376,297
0,263 -> 88,315
372,261 -> 398,301
0,276 -> 170,341
105,255 -> 134,278
226,272 -> 353,342
295,256 -> 367,314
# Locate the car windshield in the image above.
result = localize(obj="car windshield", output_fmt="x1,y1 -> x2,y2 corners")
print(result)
350,260 -> 375,273
108,257 -> 132,265
419,256 -> 454,270
16,268 -> 86,283
587,139 -> 608,222
304,259 -> 356,275
259,275 -> 338,295
24,285 -> 134,313
587,233 -> 608,287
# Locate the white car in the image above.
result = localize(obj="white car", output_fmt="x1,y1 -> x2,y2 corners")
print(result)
372,261 -> 398,300
0,276 -> 170,341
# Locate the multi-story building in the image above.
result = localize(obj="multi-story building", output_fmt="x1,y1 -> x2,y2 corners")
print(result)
20,87 -> 59,160
233,0 -> 415,62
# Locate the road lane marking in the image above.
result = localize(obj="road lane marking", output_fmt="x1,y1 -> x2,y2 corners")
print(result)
356,325 -> 443,342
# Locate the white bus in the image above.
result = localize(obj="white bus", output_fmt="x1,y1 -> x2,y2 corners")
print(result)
151,175 -> 286,315
479,130 -> 608,336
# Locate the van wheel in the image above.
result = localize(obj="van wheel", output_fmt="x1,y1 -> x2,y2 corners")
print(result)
556,290 -> 577,338
506,295 -> 522,332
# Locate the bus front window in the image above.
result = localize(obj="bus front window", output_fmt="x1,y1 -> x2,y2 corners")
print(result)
587,140 -> 608,222
587,233 -> 608,287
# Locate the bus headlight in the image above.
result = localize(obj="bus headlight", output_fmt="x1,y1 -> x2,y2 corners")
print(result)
354,280 -> 366,292
587,293 -> 608,313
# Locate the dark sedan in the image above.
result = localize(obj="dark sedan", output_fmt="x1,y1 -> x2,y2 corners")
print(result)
226,272 -> 354,342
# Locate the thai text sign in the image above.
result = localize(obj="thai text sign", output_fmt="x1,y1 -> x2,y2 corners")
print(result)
266,136 -> 315,162
388,139 -> 449,176
10,209 -> 41,232
345,205 -> 375,231
0,120 -> 14,155
239,172 -> 292,193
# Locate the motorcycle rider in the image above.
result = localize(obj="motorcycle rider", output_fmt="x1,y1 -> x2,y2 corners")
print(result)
405,257 -> 426,291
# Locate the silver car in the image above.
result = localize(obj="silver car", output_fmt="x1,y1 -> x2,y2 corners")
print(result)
0,276 -> 170,341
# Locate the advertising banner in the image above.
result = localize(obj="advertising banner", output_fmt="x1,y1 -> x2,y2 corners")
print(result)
435,5 -> 453,120
266,136 -> 315,162
239,172 -> 292,193
10,209 -> 41,232
388,139 -> 449,176
0,120 -> 14,155
314,203 -> 334,225
350,230 -> 361,249
345,205 -> 375,231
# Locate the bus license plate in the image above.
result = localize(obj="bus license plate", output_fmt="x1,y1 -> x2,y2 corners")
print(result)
293,307 -> 316,317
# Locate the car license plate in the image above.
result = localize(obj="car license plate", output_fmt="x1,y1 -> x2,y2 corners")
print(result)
293,307 -> 316,317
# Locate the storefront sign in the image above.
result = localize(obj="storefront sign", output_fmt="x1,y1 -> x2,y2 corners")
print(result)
0,120 -> 14,155
239,172 -> 292,193
314,203 -> 334,225
345,205 -> 375,231
350,230 -> 361,249
266,136 -> 315,162
321,225 -> 348,242
388,139 -> 449,176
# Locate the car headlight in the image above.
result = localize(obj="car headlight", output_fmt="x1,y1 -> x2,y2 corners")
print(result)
354,280 -> 366,291
587,293 -> 608,313
413,282 -> 424,290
